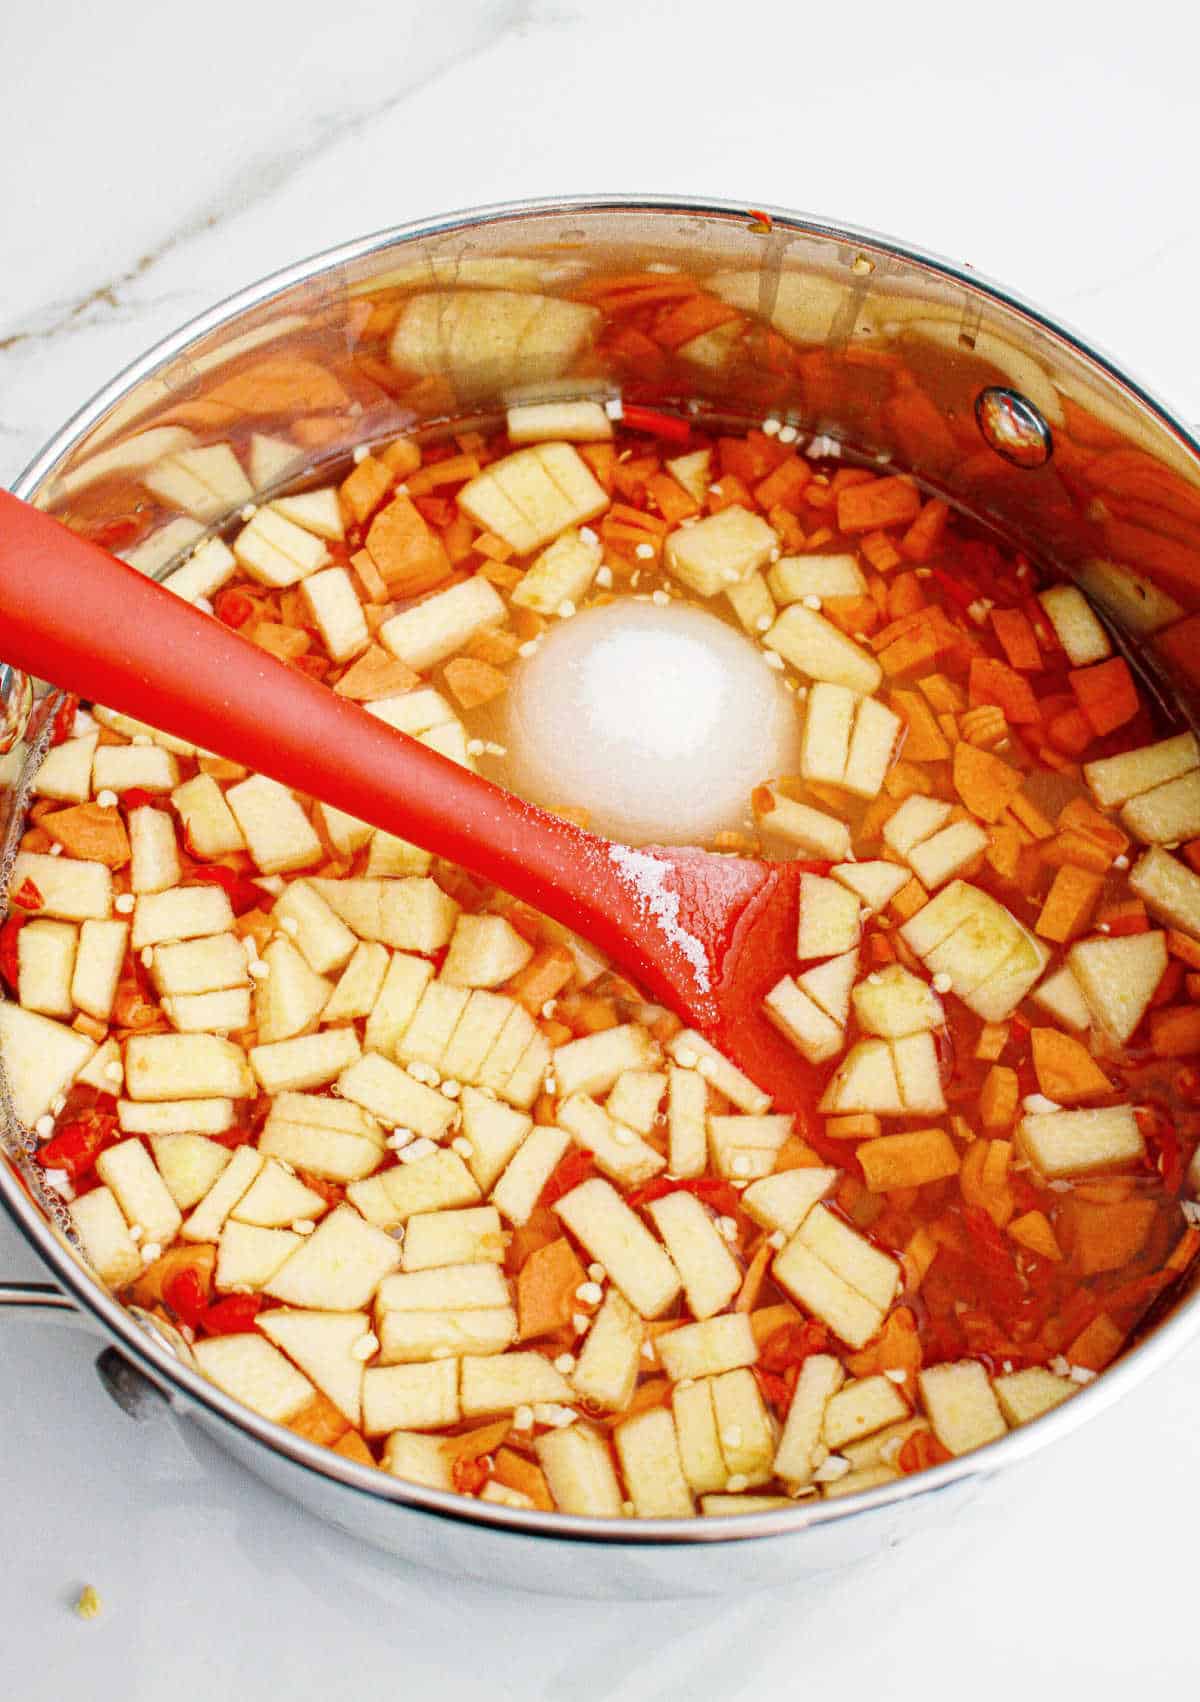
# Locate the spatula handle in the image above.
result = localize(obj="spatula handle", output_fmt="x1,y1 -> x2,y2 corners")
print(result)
0,494 -> 649,965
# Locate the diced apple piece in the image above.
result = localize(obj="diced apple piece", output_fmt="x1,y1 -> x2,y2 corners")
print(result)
91,744 -> 179,798
798,872 -> 861,960
91,708 -> 199,758
799,1206 -> 900,1310
258,1309 -> 369,1426
402,1206 -> 506,1271
553,1024 -> 659,1101
321,942 -> 390,1025
217,1220 -> 301,1290
908,819 -> 989,890
377,1265 -> 510,1315
128,807 -> 181,896
361,1359 -> 460,1436
664,505 -> 777,597
378,1307 -> 517,1364
764,605 -> 882,694
10,851 -> 111,922
363,952 -> 435,1054
180,1146 -> 263,1242
558,1093 -> 666,1189
259,1105 -> 383,1186
570,1289 -> 643,1411
1030,963 -> 1092,1032
34,731 -> 98,803
120,1097 -> 236,1136
768,554 -> 867,604
883,795 -> 952,860
132,885 -> 234,949
992,1367 -> 1077,1426
358,1151 -> 478,1227
145,443 -> 253,521
124,1033 -> 253,1101
613,1407 -> 694,1517
1038,585 -> 1112,666
763,975 -> 843,1065
249,1028 -> 361,1096
95,1137 -> 183,1244
69,1185 -> 142,1288
800,948 -> 859,1024
163,535 -> 238,603
1018,1105 -> 1144,1179
822,1375 -> 909,1449
1075,557 -> 1183,637
605,1070 -> 666,1135
490,1124 -> 574,1228
967,931 -> 1051,1025
657,1313 -> 757,1382
475,1003 -> 539,1096
1122,771 -> 1200,844
194,1333 -> 319,1425
336,1051 -> 455,1140
644,1190 -> 740,1321
273,881 -> 357,976
459,1350 -> 571,1417
17,920 -> 77,1017
170,774 -> 245,858
233,506 -> 328,587
1084,732 -> 1198,810
752,790 -> 852,860
844,696 -> 902,801
553,1179 -> 681,1319
708,1114 -> 793,1182
918,1361 -> 1007,1456
232,1159 -> 328,1228
264,1204 -> 400,1309
313,802 -> 375,861
365,688 -> 457,740
464,442 -> 608,554
818,1039 -> 903,1116
820,1465 -> 900,1499
832,860 -> 909,916
711,1368 -> 775,1486
0,1002 -> 93,1125
742,1168 -> 837,1237
800,683 -> 855,787
535,1423 -> 624,1517
852,964 -> 944,1038
378,878 -> 460,954
667,1065 -> 707,1179
773,1353 -> 845,1485
390,289 -> 597,396
165,986 -> 252,1033
271,486 -> 344,540
727,571 -> 775,634
76,1038 -> 122,1095
892,1030 -> 946,1115
152,932 -> 248,998
225,777 -> 322,875
440,914 -> 534,991
380,576 -> 507,672
771,1240 -> 883,1350
667,1030 -> 771,1114
396,982 -> 471,1069
148,1134 -> 231,1211
510,526 -> 602,613
457,1088 -> 531,1192
1067,930 -> 1167,1043
672,1378 -> 726,1495
664,449 -> 712,506
1130,846 -> 1200,938
897,880 -> 978,957
507,398 -> 612,445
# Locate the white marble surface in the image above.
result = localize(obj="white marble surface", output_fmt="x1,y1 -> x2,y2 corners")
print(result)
3,0 -> 1200,1694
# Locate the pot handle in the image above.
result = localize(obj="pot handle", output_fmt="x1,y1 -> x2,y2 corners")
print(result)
0,1279 -> 80,1320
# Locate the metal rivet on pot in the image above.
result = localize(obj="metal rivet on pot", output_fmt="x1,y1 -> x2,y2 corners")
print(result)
975,386 -> 1053,468
0,663 -> 33,755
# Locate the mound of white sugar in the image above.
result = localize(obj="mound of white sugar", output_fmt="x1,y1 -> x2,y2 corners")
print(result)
497,599 -> 801,844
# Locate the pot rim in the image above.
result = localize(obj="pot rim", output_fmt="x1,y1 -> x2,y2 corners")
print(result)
6,191 -> 1200,1547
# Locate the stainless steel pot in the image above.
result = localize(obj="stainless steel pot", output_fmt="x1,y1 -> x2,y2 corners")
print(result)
4,196 -> 1200,1599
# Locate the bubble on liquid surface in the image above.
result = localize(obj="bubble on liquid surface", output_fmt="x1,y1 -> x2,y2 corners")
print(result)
496,599 -> 802,845
975,385 -> 1053,469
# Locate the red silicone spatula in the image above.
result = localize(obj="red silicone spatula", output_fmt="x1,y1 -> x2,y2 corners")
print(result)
0,494 -> 818,1124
